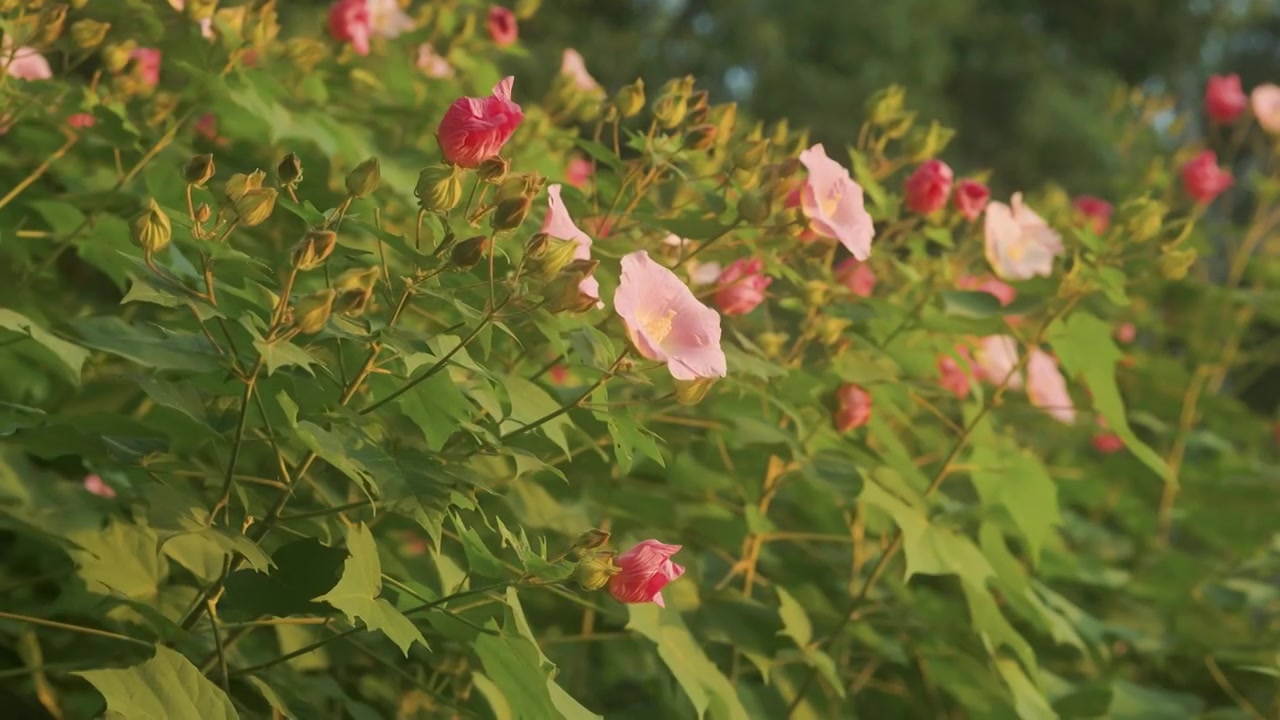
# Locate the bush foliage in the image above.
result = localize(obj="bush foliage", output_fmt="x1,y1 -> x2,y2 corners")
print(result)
1,2 -> 1278,719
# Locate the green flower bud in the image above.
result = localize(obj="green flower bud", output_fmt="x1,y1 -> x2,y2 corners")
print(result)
194,202 -> 212,224
544,259 -> 600,313
757,331 -> 789,359
131,198 -> 172,255
291,229 -> 338,271
804,279 -> 829,308
344,157 -> 381,199
902,121 -> 955,162
737,190 -> 771,225
491,195 -> 533,232
653,93 -> 687,130
70,19 -> 110,50
285,37 -> 328,73
709,102 -> 737,144
769,118 -> 790,147
817,316 -> 851,347
232,187 -> 278,227
36,4 -> 67,47
514,0 -> 541,19
292,289 -> 335,334
186,0 -> 217,21
415,164 -> 464,213
866,85 -> 907,126
683,124 -> 718,151
224,170 -> 266,204
1123,197 -> 1168,243
1159,247 -> 1197,281
333,266 -> 380,316
477,156 -> 510,184
574,553 -> 620,591
530,235 -> 580,278
881,111 -> 916,141
612,78 -> 645,119
450,235 -> 488,270
183,153 -> 216,187
574,529 -> 611,552
102,41 -> 136,73
674,377 -> 717,406
277,152 -> 303,186
732,139 -> 769,171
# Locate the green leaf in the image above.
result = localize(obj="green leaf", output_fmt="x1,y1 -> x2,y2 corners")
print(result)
941,290 -> 1004,317
314,524 -> 427,655
0,309 -> 89,383
67,521 -> 166,600
292,421 -> 380,497
501,376 -> 572,455
860,481 -> 994,583
656,216 -> 732,241
969,441 -> 1060,565
253,337 -> 319,376
775,586 -> 811,646
1048,311 -> 1168,480
394,371 -> 474,451
71,316 -> 223,372
627,603 -> 751,720
994,657 -> 1055,720
567,325 -> 617,371
803,448 -> 865,497
572,136 -> 623,172
75,646 -> 239,720
474,630 -> 563,720
603,409 -> 664,474
221,538 -> 348,622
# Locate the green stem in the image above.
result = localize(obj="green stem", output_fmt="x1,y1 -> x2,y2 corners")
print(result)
0,611 -> 152,649
499,350 -> 629,442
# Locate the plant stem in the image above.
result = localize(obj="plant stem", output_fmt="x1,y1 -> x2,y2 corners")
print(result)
498,350 -> 629,442
0,611 -> 152,649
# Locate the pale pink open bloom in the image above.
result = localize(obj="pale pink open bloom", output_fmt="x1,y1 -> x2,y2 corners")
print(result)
834,383 -> 872,432
1252,84 -> 1280,134
416,43 -> 454,78
835,257 -> 876,298
131,48 -> 162,87
566,155 -> 593,188
798,144 -> 876,261
714,258 -> 772,316
542,184 -> 601,306
329,0 -> 371,55
6,45 -> 52,81
984,193 -> 1063,280
368,0 -> 414,38
609,539 -> 685,608
957,275 -> 1016,307
561,49 -> 600,92
1180,150 -> 1234,205
437,76 -> 524,168
486,6 -> 518,48
83,474 -> 116,498
1026,349 -> 1075,424
973,335 -> 1023,390
614,250 -> 727,380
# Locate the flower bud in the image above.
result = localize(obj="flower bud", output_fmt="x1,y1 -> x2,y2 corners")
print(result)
186,0 -> 217,21
477,156 -> 510,184
902,121 -> 955,162
193,202 -> 212,224
102,41 -> 136,73
36,4 -> 68,47
232,187 -> 278,227
685,89 -> 710,123
145,92 -> 180,127
224,170 -> 266,204
817,316 -> 851,347
612,78 -> 645,119
737,190 -> 771,225
333,266 -> 380,316
277,152 -> 303,186
881,111 -> 916,141
674,377 -> 717,406
530,235 -> 580,278
1122,197 -> 1168,243
292,289 -> 335,334
70,19 -> 110,50
131,198 -> 172,255
732,139 -> 769,171
683,124 -> 718,151
491,195 -> 533,232
291,229 -> 338,271
344,157 -> 381,199
574,529 -> 611,551
183,153 -> 216,187
710,102 -> 737,143
757,331 -> 788,359
544,260 -> 599,313
574,553 -> 620,591
1158,247 -> 1197,281
514,0 -> 541,18
415,164 -> 463,213
866,85 -> 907,125
653,93 -> 687,130
450,235 -> 488,270
804,279 -> 829,308
285,37 -> 328,73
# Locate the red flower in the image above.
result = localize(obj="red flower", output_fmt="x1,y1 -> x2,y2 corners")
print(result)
1092,433 -> 1124,454
953,179 -> 990,221
486,6 -> 518,48
437,76 -> 524,168
608,539 -> 685,607
833,383 -> 872,432
66,112 -> 95,129
1204,74 -> 1248,125
328,0 -> 371,55
835,257 -> 876,298
1072,195 -> 1113,235
713,258 -> 772,316
130,48 -> 162,87
902,159 -> 953,215
1180,150 -> 1233,205
566,155 -> 593,188
938,352 -> 971,399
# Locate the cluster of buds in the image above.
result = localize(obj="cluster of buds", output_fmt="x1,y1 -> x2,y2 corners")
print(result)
489,172 -> 545,232
224,169 -> 278,227
332,266 -> 380,317
570,529 -> 619,591
70,19 -> 110,50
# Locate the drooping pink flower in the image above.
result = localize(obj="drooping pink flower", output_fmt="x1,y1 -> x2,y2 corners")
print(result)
937,352 -> 972,399
130,48 -> 162,87
614,250 -> 727,380
1114,322 -> 1136,344
983,193 -> 1063,281
953,179 -> 990,221
416,43 -> 454,78
797,144 -> 876,261
1072,196 -> 1113,235
1204,74 -> 1248,125
67,113 -> 96,129
83,474 -> 116,498
1252,84 -> 1280,134
903,160 -> 953,215
835,257 -> 876,298
6,45 -> 51,81
973,335 -> 1023,390
541,184 -> 600,306
486,6 -> 518,48
1026,349 -> 1075,424
329,0 -> 371,56
833,383 -> 872,432
609,539 -> 685,608
714,258 -> 772,316
368,0 -> 414,38
437,76 -> 524,168
566,155 -> 593,188
1180,150 -> 1233,205
561,49 -> 599,92
957,275 -> 1016,307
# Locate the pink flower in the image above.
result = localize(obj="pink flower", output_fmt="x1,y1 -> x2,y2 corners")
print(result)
938,351 -> 972,399
1204,74 -> 1248,125
131,48 -> 162,87
1114,322 -> 1136,344
903,160 -> 953,215
833,383 -> 872,432
835,257 -> 876,298
83,474 -> 116,498
194,113 -> 218,140
714,258 -> 772,316
614,250 -> 727,380
1026,349 -> 1075,424
549,364 -> 569,385
1180,150 -> 1233,205
437,76 -> 524,168
486,6 -> 518,48
368,0 -> 413,38
973,335 -> 1023,390
561,49 -> 600,92
329,0 -> 371,56
1092,433 -> 1124,454
566,155 -> 593,188
958,275 -> 1016,307
1251,84 -> 1280,134
983,193 -> 1063,280
416,43 -> 454,78
67,113 -> 96,129
541,184 -> 600,306
5,45 -> 52,81
797,144 -> 876,261
1072,195 -> 1113,235
953,179 -> 990,221
609,539 -> 685,608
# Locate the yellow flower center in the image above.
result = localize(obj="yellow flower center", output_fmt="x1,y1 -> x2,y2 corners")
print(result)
820,184 -> 845,217
638,308 -> 677,346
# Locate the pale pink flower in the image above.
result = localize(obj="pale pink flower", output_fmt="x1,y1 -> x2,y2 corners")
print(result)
714,258 -> 772,316
541,184 -> 600,306
614,250 -> 727,380
437,76 -> 524,168
661,234 -> 721,286
1252,84 -> 1280,134
973,335 -> 1023,390
1026,348 -> 1075,424
6,45 -> 52,81
566,155 -> 592,188
199,18 -> 215,40
560,49 -> 600,92
984,193 -> 1063,280
835,257 -> 876,298
798,144 -> 876,261
131,48 -> 162,87
83,474 -> 116,498
368,0 -> 414,38
609,539 -> 685,608
416,43 -> 454,78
